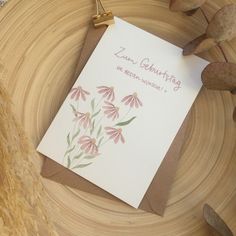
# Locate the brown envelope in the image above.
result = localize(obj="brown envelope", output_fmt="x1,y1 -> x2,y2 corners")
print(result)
40,23 -> 189,216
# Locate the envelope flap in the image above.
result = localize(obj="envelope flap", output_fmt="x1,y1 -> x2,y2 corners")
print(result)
41,157 -> 66,177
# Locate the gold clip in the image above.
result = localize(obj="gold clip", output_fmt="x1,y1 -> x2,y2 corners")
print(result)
93,0 -> 115,28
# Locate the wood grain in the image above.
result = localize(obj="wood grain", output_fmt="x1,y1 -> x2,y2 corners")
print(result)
0,0 -> 236,235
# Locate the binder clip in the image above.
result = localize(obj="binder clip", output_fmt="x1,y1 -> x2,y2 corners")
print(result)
93,0 -> 115,28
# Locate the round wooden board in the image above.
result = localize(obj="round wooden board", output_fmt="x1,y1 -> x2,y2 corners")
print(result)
1,0 -> 236,235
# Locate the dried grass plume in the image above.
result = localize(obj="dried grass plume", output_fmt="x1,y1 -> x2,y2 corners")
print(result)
0,82 -> 58,236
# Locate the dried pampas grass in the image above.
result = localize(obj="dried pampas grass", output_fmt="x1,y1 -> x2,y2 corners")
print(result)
0,0 -> 8,7
0,82 -> 58,236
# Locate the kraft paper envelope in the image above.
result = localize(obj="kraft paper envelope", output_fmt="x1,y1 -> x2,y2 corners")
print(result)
40,23 -> 189,216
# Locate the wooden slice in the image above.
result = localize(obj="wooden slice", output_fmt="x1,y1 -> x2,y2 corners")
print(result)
0,0 -> 235,235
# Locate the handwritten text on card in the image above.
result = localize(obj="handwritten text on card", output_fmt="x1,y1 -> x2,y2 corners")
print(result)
114,46 -> 182,92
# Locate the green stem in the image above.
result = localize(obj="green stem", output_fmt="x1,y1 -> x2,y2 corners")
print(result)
95,97 -> 103,109
100,138 -> 110,147
63,101 -> 79,165
70,150 -> 83,166
94,114 -> 105,130
119,107 -> 132,123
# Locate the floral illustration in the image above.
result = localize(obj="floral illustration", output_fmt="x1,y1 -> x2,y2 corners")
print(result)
63,85 -> 143,169
78,136 -> 99,155
70,86 -> 90,101
105,127 -> 125,144
122,92 -> 142,108
97,86 -> 115,102
102,101 -> 119,120
73,111 -> 91,129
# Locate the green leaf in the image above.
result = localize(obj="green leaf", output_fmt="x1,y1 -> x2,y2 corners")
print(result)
72,162 -> 92,169
73,152 -> 83,159
115,116 -> 136,126
72,129 -> 80,142
91,98 -> 95,111
64,145 -> 75,157
67,157 -> 71,168
91,109 -> 101,119
84,155 -> 97,159
96,125 -> 102,138
98,136 -> 104,147
67,133 -> 71,146
90,120 -> 95,135
70,104 -> 76,113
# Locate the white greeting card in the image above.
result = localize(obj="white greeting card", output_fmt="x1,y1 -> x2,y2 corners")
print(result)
37,17 -> 208,208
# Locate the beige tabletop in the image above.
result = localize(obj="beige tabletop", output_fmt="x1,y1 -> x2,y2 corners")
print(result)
0,0 -> 236,235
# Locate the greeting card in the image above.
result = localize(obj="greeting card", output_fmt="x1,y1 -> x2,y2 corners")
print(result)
37,17 -> 208,208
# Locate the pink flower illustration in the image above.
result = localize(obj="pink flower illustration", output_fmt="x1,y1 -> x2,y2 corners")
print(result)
121,92 -> 142,108
73,111 -> 91,129
102,101 -> 119,121
78,136 -> 99,155
97,86 -> 115,102
70,86 -> 90,101
105,127 -> 125,144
